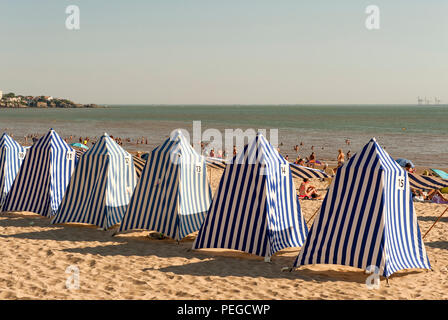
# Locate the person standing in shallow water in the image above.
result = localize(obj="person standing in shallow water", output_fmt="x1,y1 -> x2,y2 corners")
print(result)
337,149 -> 345,167
308,152 -> 316,168
334,149 -> 345,174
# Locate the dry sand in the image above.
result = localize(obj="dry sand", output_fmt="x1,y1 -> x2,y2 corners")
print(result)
0,170 -> 447,300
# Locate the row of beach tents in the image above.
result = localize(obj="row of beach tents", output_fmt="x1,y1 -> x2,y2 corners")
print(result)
1,129 -> 448,279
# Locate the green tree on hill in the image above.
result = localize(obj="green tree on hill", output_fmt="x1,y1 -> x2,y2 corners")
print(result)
3,92 -> 15,98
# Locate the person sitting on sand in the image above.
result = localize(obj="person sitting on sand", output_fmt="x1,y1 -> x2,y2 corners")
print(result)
429,190 -> 448,204
298,178 -> 322,200
308,152 -> 316,168
295,158 -> 305,166
412,188 -> 448,203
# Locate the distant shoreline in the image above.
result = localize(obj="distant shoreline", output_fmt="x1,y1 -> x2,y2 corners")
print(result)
0,92 -> 102,109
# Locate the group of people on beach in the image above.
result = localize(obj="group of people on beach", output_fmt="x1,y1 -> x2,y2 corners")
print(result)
60,135 -> 147,148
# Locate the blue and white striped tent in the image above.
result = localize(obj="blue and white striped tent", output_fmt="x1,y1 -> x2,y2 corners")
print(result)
2,129 -> 77,217
294,138 -> 431,278
118,130 -> 212,240
193,133 -> 308,259
0,134 -> 26,209
52,134 -> 137,229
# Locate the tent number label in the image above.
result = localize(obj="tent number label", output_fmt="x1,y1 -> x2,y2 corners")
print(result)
125,156 -> 131,166
18,152 -> 26,160
281,164 -> 288,176
397,176 -> 405,190
66,151 -> 75,161
196,163 -> 202,173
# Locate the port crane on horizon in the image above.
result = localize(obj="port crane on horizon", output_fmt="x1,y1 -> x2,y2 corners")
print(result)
417,96 -> 442,105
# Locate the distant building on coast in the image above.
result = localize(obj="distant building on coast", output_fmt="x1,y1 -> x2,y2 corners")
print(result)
0,91 -> 2,100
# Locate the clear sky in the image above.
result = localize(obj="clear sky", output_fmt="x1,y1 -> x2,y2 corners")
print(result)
0,0 -> 446,104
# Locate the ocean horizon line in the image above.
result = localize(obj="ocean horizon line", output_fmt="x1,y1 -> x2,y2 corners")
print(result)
102,103 -> 447,107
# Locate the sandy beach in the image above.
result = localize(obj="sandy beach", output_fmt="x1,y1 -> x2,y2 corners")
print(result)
1,171 -> 447,300
2,0 -> 447,304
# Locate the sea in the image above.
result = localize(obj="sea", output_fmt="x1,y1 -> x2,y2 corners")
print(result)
1,104 -> 447,168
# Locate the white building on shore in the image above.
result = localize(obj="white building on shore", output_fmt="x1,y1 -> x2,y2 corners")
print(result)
0,91 -> 3,100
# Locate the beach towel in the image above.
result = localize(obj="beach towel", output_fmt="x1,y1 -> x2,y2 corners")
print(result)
431,169 -> 448,180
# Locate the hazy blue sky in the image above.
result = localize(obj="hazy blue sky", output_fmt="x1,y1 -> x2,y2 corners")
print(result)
0,0 -> 446,104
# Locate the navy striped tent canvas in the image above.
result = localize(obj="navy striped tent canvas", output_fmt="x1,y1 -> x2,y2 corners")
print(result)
290,163 -> 330,180
118,130 -> 212,240
206,158 -> 330,180
205,157 -> 227,170
2,129 -> 77,217
193,133 -> 308,259
0,134 -> 26,209
52,134 -> 137,229
408,173 -> 448,191
294,138 -> 431,278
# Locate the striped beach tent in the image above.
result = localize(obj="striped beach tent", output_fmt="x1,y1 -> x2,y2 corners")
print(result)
193,133 -> 308,259
206,157 -> 227,170
293,138 -> 431,278
118,130 -> 212,240
290,163 -> 330,180
205,157 -> 330,180
0,134 -> 27,209
132,155 -> 146,179
408,173 -> 448,191
52,134 -> 137,229
2,129 -> 77,217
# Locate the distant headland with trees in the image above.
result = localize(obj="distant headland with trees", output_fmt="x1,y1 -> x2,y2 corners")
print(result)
0,92 -> 101,108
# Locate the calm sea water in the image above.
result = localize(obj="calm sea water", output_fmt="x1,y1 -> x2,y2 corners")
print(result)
0,104 -> 447,167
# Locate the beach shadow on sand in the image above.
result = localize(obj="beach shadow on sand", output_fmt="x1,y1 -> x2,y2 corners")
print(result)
0,212 -> 144,246
0,213 -> 209,259
146,256 -> 422,283
425,241 -> 448,249
0,212 -> 431,283
418,216 -> 448,223
60,240 -> 206,260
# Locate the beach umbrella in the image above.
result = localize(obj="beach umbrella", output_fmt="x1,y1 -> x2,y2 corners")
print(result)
71,143 -> 89,150
396,158 -> 414,168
